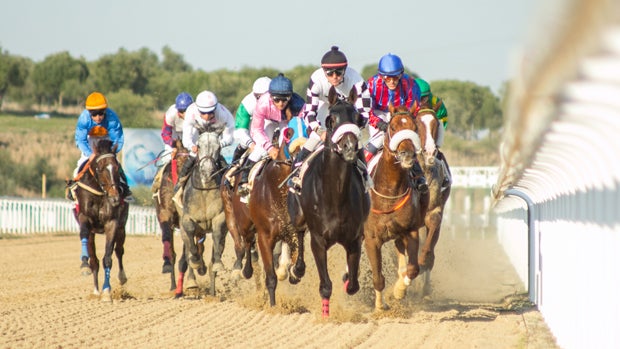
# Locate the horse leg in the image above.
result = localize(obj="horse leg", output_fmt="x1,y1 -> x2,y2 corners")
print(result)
79,225 -> 91,275
185,266 -> 198,290
169,232 -> 177,291
115,229 -> 127,286
289,229 -> 306,283
257,229 -> 278,306
196,234 -> 207,276
242,241 -> 254,279
180,219 -> 202,272
88,234 -> 100,295
419,209 -> 442,271
161,221 -> 174,273
210,214 -> 227,273
310,234 -> 332,318
100,227 -> 117,302
343,237 -> 362,296
175,247 -> 188,298
275,241 -> 290,281
363,234 -> 387,310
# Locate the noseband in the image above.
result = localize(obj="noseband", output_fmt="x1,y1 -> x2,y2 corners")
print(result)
385,111 -> 422,161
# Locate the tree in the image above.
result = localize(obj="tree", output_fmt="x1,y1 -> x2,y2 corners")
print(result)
31,51 -> 88,108
161,46 -> 192,73
91,47 -> 160,95
0,47 -> 31,107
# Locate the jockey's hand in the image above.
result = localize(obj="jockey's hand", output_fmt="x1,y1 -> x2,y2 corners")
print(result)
309,121 -> 320,133
320,131 -> 327,142
376,120 -> 389,132
88,153 -> 96,162
268,147 -> 278,160
192,145 -> 198,154
248,143 -> 255,152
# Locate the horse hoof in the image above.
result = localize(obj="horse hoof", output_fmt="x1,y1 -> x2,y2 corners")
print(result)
275,266 -> 288,281
211,262 -> 224,273
118,271 -> 128,285
81,267 -> 92,276
189,256 -> 202,270
230,269 -> 242,281
197,265 -> 207,276
162,259 -> 173,274
101,289 -> 112,303
394,279 -> 407,300
185,278 -> 198,289
174,292 -> 183,299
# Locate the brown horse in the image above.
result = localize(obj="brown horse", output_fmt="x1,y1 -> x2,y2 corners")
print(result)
152,139 -> 190,292
415,105 -> 452,277
176,125 -> 228,297
287,87 -> 370,318
364,104 -> 427,310
73,138 -> 129,302
221,123 -> 306,307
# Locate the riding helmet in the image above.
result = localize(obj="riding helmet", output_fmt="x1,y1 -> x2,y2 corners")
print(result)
252,77 -> 272,95
378,53 -> 404,76
85,92 -> 108,110
415,78 -> 431,97
269,73 -> 293,96
321,46 -> 348,69
195,91 -> 218,113
175,92 -> 194,111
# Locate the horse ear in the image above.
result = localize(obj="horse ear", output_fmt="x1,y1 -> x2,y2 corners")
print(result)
325,115 -> 334,131
327,86 -> 338,106
112,143 -> 118,154
347,85 -> 358,104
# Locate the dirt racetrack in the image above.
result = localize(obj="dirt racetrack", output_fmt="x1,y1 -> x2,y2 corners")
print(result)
0,229 -> 559,349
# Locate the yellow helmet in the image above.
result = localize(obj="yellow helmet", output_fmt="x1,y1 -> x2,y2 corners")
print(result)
85,92 -> 108,110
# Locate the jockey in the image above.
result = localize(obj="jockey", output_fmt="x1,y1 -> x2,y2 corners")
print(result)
161,92 -> 194,161
232,76 -> 272,162
237,73 -> 304,198
68,91 -> 133,202
288,46 -> 372,192
414,78 -> 451,188
365,53 -> 428,194
172,90 -> 234,203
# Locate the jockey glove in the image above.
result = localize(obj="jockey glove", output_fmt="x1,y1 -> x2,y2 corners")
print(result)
376,120 -> 388,132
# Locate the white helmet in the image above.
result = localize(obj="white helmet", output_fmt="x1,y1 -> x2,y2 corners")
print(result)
196,90 -> 218,113
252,77 -> 271,95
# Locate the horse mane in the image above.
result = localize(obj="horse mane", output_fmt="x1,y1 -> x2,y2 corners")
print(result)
196,122 -> 226,136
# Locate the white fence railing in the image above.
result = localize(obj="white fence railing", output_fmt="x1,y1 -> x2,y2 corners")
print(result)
492,1 -> 620,348
0,198 -> 159,235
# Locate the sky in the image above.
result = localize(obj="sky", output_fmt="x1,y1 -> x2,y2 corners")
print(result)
1,0 -> 536,94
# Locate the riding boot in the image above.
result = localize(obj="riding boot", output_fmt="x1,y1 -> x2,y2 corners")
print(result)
287,147 -> 311,193
411,161 -> 429,195
356,151 -> 373,191
363,143 -> 378,163
118,166 -> 135,202
237,159 -> 256,197
437,150 -> 452,189
173,156 -> 195,193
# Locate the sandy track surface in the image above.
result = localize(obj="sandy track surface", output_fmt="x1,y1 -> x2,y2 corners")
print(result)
0,230 -> 558,348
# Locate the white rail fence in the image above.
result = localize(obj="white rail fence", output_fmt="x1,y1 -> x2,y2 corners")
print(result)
0,198 -> 159,235
492,1 -> 620,348
0,166 -> 497,236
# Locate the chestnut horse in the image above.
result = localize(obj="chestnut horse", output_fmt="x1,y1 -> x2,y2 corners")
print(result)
287,87 -> 370,318
415,106 -> 452,276
152,139 -> 190,292
221,121 -> 306,307
74,138 -> 129,302
364,105 -> 427,310
175,125 -> 228,297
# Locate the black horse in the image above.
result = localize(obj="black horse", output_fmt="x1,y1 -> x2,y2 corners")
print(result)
287,87 -> 370,318
73,138 -> 129,302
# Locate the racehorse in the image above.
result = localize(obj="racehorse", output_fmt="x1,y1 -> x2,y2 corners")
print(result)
175,125 -> 228,297
152,139 -> 190,291
363,104 -> 427,310
287,87 -> 370,318
73,138 -> 129,302
414,104 -> 452,276
221,120 -> 306,307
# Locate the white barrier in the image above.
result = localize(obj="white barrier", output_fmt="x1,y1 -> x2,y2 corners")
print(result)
493,1 -> 620,348
0,198 -> 159,235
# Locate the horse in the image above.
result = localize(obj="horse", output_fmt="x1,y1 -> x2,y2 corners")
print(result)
220,120 -> 306,307
152,139 -> 191,292
363,104 -> 427,310
287,87 -> 370,318
73,138 -> 129,302
175,124 -> 228,297
414,104 -> 452,276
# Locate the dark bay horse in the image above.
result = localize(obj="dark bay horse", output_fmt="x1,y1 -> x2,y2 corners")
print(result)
287,88 -> 370,318
221,122 -> 306,307
415,106 -> 452,276
364,104 -> 427,310
73,139 -> 129,302
152,139 -> 190,292
176,125 -> 228,297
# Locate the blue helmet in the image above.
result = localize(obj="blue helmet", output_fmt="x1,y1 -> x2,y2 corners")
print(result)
378,53 -> 404,76
175,92 -> 193,111
269,73 -> 293,96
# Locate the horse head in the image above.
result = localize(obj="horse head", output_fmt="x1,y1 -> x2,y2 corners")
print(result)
415,107 -> 440,166
324,86 -> 362,163
92,138 -> 122,207
386,105 -> 422,169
